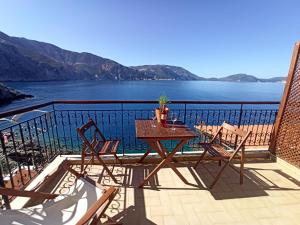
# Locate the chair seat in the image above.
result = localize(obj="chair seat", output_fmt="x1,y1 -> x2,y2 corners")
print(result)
95,140 -> 120,155
200,143 -> 233,159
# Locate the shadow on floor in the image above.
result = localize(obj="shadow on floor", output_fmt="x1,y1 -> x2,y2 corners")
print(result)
63,161 -> 300,223
192,161 -> 300,200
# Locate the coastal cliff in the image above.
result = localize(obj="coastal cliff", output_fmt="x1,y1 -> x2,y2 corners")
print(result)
0,83 -> 33,105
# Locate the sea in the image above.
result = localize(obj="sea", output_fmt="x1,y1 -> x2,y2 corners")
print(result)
0,80 -> 285,112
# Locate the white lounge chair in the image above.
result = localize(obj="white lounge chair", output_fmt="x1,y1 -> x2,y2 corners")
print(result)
0,162 -> 121,225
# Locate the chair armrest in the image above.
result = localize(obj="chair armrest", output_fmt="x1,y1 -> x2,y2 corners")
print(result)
76,187 -> 119,225
0,187 -> 58,199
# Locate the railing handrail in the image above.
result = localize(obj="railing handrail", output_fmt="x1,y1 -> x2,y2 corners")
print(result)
0,100 -> 280,119
53,100 -> 281,104
0,101 -> 54,119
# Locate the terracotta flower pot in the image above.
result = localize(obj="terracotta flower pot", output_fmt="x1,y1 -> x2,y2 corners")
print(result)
155,108 -> 161,123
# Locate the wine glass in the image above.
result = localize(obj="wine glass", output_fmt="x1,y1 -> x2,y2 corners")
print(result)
151,110 -> 156,127
171,112 -> 177,130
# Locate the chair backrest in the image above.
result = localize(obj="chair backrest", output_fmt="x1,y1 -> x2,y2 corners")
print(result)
77,119 -> 106,153
221,122 -> 248,137
213,122 -> 251,151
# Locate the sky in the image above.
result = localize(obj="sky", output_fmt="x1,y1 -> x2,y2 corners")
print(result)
0,0 -> 299,78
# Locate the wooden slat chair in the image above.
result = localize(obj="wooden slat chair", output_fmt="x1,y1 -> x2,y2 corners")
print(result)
0,162 -> 121,225
194,122 -> 251,189
77,119 -> 121,184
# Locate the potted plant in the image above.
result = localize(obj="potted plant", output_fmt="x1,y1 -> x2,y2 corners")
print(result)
159,95 -> 168,110
156,95 -> 169,125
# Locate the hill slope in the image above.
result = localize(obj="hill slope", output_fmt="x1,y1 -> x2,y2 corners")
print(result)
131,65 -> 204,80
0,31 -> 198,81
210,74 -> 286,82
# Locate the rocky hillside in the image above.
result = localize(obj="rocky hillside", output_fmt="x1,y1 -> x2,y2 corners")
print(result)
0,83 -> 33,105
131,65 -> 204,80
0,31 -> 193,81
0,31 -> 152,81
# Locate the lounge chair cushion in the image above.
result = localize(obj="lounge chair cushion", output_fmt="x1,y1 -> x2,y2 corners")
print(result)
0,178 -> 105,225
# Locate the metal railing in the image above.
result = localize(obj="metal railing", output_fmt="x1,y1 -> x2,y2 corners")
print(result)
0,100 -> 280,207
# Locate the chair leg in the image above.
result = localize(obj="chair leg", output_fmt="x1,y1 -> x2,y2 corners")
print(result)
210,160 -> 230,189
81,152 -> 85,173
92,154 -> 95,164
95,154 -> 118,184
102,213 -> 123,225
218,160 -> 222,166
114,153 -> 122,164
240,148 -> 245,184
194,148 -> 208,169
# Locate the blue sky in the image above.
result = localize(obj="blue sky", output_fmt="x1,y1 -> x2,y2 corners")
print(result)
0,0 -> 299,78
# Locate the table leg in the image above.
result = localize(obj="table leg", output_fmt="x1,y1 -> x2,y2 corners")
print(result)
139,140 -> 188,188
155,141 -> 178,162
137,142 -> 173,163
138,148 -> 151,163
156,141 -> 188,183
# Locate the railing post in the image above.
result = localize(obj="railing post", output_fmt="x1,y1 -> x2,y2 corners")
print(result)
237,103 -> 243,128
183,103 -> 187,124
121,103 -> 125,156
235,103 -> 244,147
0,167 -> 10,209
181,103 -> 187,154
269,110 -> 279,152
0,134 -> 11,209
52,103 -> 61,154
0,132 -> 15,186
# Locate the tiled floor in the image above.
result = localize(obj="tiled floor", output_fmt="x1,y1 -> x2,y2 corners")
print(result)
55,161 -> 300,225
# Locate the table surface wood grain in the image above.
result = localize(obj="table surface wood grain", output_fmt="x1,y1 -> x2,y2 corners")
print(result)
135,120 -> 197,140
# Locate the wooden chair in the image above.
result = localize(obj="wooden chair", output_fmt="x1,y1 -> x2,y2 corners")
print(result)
0,162 -> 121,225
194,122 -> 251,189
77,119 -> 121,183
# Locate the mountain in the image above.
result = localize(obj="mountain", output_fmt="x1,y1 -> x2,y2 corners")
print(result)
217,74 -> 259,82
259,76 -> 287,82
0,31 -> 151,81
209,74 -> 286,82
131,65 -> 204,80
0,31 -> 199,81
0,83 -> 33,105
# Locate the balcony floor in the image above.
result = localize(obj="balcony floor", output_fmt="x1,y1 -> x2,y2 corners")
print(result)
46,159 -> 300,225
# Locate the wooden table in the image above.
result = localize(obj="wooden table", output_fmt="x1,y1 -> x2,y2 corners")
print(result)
135,120 -> 197,188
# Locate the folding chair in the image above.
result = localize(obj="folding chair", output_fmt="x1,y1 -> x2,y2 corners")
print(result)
194,122 -> 251,189
77,119 -> 121,183
0,162 -> 121,225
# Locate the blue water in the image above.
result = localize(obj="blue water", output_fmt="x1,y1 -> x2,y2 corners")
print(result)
1,80 -> 285,112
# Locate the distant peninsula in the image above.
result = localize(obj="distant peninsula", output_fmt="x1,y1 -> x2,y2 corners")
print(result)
0,83 -> 33,105
0,30 -> 286,82
131,66 -> 286,83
